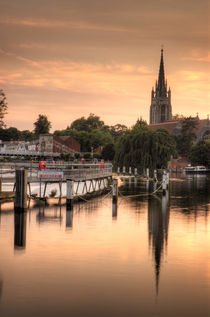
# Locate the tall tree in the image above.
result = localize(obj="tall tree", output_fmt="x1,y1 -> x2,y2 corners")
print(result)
176,117 -> 198,155
34,114 -> 51,136
0,89 -> 8,128
190,140 -> 210,167
114,125 -> 176,172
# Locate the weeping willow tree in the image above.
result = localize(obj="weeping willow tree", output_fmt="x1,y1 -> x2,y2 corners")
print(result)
114,122 -> 176,172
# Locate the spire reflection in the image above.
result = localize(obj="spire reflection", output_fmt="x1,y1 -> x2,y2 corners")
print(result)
148,193 -> 170,295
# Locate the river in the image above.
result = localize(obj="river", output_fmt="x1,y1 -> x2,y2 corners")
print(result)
0,175 -> 209,317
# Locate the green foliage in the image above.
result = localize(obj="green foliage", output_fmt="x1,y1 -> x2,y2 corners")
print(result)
114,125 -> 176,172
49,189 -> 57,197
101,143 -> 115,161
0,90 -> 8,128
71,113 -> 104,132
34,114 -> 51,136
190,140 -> 210,167
83,152 -> 91,159
176,117 -> 198,155
93,153 -> 101,159
60,152 -> 73,161
74,152 -> 81,159
54,114 -> 113,152
108,124 -> 128,140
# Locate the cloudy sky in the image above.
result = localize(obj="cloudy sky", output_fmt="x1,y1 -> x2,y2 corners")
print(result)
0,0 -> 209,131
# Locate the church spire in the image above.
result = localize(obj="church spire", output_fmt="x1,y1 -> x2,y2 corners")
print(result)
157,48 -> 167,97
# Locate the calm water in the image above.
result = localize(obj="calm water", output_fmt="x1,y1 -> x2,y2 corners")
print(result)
0,175 -> 209,317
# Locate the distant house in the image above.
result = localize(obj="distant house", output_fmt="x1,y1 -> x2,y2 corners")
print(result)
39,134 -> 80,154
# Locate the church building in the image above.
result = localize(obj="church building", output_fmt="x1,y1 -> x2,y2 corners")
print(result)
150,49 -> 172,124
149,49 -> 210,144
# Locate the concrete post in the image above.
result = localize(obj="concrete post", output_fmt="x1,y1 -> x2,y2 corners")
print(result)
15,169 -> 28,211
66,179 -> 74,210
112,178 -> 118,203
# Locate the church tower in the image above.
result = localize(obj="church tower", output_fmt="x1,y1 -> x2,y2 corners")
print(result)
149,49 -> 172,124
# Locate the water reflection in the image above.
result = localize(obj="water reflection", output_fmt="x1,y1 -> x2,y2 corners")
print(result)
14,211 -> 27,249
37,204 -> 62,225
66,210 -> 73,229
112,202 -> 117,219
0,279 -> 3,302
148,193 -> 170,295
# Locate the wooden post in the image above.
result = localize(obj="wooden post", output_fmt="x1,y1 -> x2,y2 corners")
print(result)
66,179 -> 74,210
112,178 -> 118,203
15,169 -> 28,211
0,178 -> 2,192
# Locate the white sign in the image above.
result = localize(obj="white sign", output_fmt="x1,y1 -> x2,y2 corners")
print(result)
38,171 -> 64,180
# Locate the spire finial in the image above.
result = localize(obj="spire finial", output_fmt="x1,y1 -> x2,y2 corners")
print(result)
157,46 -> 166,97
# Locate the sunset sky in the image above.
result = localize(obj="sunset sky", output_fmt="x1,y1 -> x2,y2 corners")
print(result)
0,0 -> 209,131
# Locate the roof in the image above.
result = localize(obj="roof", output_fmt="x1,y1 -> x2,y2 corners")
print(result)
149,120 -> 179,134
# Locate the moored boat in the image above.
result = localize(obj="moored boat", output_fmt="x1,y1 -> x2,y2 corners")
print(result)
184,165 -> 210,174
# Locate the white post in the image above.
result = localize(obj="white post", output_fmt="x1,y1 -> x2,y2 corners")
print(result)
154,169 -> 157,182
146,168 -> 149,179
123,166 -> 126,175
117,167 -> 120,175
162,171 -> 167,195
129,167 -> 132,175
134,168 -> 138,176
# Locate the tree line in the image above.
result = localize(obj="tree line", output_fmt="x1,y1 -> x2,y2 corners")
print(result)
0,89 -> 209,167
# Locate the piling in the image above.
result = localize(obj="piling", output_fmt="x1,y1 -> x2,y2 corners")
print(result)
15,169 -> 28,211
112,178 -> 118,203
66,179 -> 74,210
